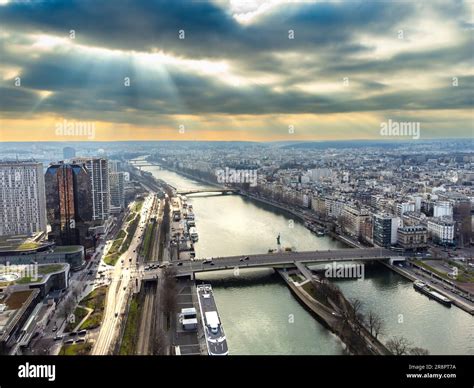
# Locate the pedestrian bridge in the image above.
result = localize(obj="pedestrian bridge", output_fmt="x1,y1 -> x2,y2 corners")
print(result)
142,248 -> 399,280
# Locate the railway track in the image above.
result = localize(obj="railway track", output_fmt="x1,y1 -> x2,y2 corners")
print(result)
136,282 -> 157,355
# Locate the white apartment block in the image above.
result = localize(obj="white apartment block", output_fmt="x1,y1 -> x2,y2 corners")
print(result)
341,205 -> 370,237
433,201 -> 453,218
427,218 -> 455,244
308,168 -> 333,182
0,161 -> 47,236
397,201 -> 415,217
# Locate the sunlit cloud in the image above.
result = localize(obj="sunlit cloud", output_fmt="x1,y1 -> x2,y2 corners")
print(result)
0,0 -> 472,142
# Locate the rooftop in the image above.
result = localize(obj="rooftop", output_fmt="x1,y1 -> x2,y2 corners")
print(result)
0,234 -> 52,253
0,289 -> 39,338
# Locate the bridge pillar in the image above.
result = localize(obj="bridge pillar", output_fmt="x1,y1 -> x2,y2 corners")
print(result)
389,257 -> 406,265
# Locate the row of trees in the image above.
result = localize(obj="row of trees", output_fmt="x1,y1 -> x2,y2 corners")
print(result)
56,286 -> 82,327
315,279 -> 429,355
346,297 -> 430,355
161,267 -> 178,327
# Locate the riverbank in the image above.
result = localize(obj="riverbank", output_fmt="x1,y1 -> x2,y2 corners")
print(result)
278,267 -> 391,355
148,162 -> 221,190
381,261 -> 474,315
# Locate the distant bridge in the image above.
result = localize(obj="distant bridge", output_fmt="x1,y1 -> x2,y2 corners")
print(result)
177,189 -> 238,195
142,248 -> 403,280
129,162 -> 159,168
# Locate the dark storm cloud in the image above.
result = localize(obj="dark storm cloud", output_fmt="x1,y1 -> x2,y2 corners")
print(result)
0,0 -> 472,126
0,0 -> 414,59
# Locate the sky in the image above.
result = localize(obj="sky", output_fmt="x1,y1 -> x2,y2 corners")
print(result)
0,0 -> 473,142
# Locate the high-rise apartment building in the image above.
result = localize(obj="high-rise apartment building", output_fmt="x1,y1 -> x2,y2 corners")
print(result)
72,158 -> 110,220
109,161 -> 125,213
44,162 -> 93,246
0,161 -> 47,236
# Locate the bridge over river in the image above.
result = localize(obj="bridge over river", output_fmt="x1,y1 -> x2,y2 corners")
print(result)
177,188 -> 238,195
142,247 -> 402,280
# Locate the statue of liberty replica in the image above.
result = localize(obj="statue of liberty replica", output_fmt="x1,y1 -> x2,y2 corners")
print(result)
276,233 -> 281,252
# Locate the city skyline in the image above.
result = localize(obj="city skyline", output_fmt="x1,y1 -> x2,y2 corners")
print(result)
1,0 -> 473,142
0,1 -> 472,377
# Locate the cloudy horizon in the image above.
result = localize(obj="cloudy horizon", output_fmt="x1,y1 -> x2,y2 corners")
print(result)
0,0 -> 473,142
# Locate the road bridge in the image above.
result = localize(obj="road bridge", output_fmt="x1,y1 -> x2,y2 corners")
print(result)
142,248 -> 399,280
177,189 -> 238,196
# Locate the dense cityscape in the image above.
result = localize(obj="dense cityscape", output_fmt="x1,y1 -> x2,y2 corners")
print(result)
0,139 -> 472,360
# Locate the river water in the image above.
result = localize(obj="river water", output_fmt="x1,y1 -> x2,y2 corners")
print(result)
143,165 -> 474,355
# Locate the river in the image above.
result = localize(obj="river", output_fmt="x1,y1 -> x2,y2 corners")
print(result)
142,164 -> 474,355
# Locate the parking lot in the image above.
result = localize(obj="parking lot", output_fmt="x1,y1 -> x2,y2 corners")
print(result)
172,280 -> 204,355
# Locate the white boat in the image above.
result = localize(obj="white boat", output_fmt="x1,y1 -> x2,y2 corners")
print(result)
189,227 -> 199,242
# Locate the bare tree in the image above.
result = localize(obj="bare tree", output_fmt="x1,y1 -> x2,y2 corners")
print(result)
161,267 -> 178,321
71,288 -> 81,303
154,328 -> 168,355
161,286 -> 178,316
349,298 -> 363,321
386,336 -> 413,355
348,298 -> 364,334
366,310 -> 384,339
57,297 -> 74,320
409,347 -> 430,355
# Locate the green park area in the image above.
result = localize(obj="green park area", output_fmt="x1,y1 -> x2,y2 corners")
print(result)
103,215 -> 140,266
65,306 -> 89,332
103,199 -> 142,266
78,287 -> 107,330
413,259 -> 474,283
119,296 -> 140,355
141,222 -> 156,261
59,341 -> 93,356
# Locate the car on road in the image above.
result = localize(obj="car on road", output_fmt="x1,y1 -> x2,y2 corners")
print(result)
239,258 -> 244,262
176,262 -> 183,266
75,338 -> 86,343
115,312 -> 119,318
244,256 -> 250,261
203,259 -> 213,264
69,331 -> 77,336
53,335 -> 63,341
64,339 -> 74,345
78,330 -> 87,336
